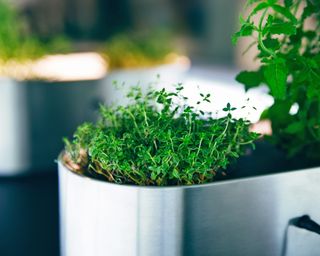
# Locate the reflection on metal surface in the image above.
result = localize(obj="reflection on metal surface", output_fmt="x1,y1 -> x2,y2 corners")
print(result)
59,161 -> 320,256
285,224 -> 320,256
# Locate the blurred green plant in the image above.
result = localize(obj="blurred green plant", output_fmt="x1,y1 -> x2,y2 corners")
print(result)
234,0 -> 320,159
103,31 -> 177,69
0,0 -> 70,62
63,85 -> 259,186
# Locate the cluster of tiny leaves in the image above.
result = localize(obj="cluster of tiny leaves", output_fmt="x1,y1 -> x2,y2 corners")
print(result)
103,31 -> 174,69
0,0 -> 70,62
233,0 -> 320,159
64,86 -> 259,186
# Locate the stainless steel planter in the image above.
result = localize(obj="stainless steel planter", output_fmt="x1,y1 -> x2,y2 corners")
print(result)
0,78 -> 105,175
58,160 -> 320,256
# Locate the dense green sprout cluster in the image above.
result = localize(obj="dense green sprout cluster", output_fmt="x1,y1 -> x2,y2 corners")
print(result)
64,86 -> 259,186
234,0 -> 320,159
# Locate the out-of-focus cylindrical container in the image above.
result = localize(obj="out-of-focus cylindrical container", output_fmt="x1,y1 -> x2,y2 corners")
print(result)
0,53 -> 107,175
103,55 -> 190,106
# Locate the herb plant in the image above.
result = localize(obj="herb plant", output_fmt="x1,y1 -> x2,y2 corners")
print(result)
233,0 -> 320,159
63,86 -> 259,186
0,0 -> 70,62
103,31 -> 176,70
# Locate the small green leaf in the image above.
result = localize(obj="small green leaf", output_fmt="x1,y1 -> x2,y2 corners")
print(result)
232,23 -> 255,44
151,172 -> 157,181
236,70 -> 264,90
172,169 -> 179,179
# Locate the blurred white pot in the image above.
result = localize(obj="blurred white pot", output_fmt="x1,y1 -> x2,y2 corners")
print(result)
102,55 -> 190,106
0,53 -> 107,176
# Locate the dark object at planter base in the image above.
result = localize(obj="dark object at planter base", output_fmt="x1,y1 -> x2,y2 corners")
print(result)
283,215 -> 320,256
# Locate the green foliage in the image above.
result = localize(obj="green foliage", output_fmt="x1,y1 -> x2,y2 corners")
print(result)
0,0 -> 70,62
103,31 -> 175,69
234,0 -> 320,159
64,86 -> 259,186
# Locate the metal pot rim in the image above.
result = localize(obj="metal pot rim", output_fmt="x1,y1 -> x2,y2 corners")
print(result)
58,151 -> 320,191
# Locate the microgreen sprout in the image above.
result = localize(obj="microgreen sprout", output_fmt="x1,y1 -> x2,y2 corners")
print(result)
63,85 -> 259,186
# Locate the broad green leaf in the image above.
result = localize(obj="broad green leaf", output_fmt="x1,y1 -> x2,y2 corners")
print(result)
294,69 -> 309,83
263,37 -> 281,51
285,122 -> 304,134
284,0 -> 293,8
236,70 -> 264,90
257,37 -> 280,58
267,100 -> 293,127
271,4 -> 298,23
313,54 -> 320,67
307,71 -> 320,98
269,22 -> 297,35
267,0 -> 277,5
263,59 -> 288,99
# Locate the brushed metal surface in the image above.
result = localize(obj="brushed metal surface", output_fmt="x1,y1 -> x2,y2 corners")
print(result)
58,161 -> 320,256
285,225 -> 320,256
0,78 -> 104,175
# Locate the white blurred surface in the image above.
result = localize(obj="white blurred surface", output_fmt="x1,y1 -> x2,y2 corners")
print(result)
183,67 -> 273,123
0,52 -> 107,81
30,52 -> 107,81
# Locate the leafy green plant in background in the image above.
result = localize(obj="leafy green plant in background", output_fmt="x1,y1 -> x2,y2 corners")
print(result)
103,31 -> 176,69
0,0 -> 70,62
63,86 -> 259,186
233,0 -> 320,159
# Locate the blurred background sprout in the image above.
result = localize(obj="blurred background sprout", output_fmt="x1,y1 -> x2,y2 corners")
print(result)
102,31 -> 179,69
0,0 -> 70,63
